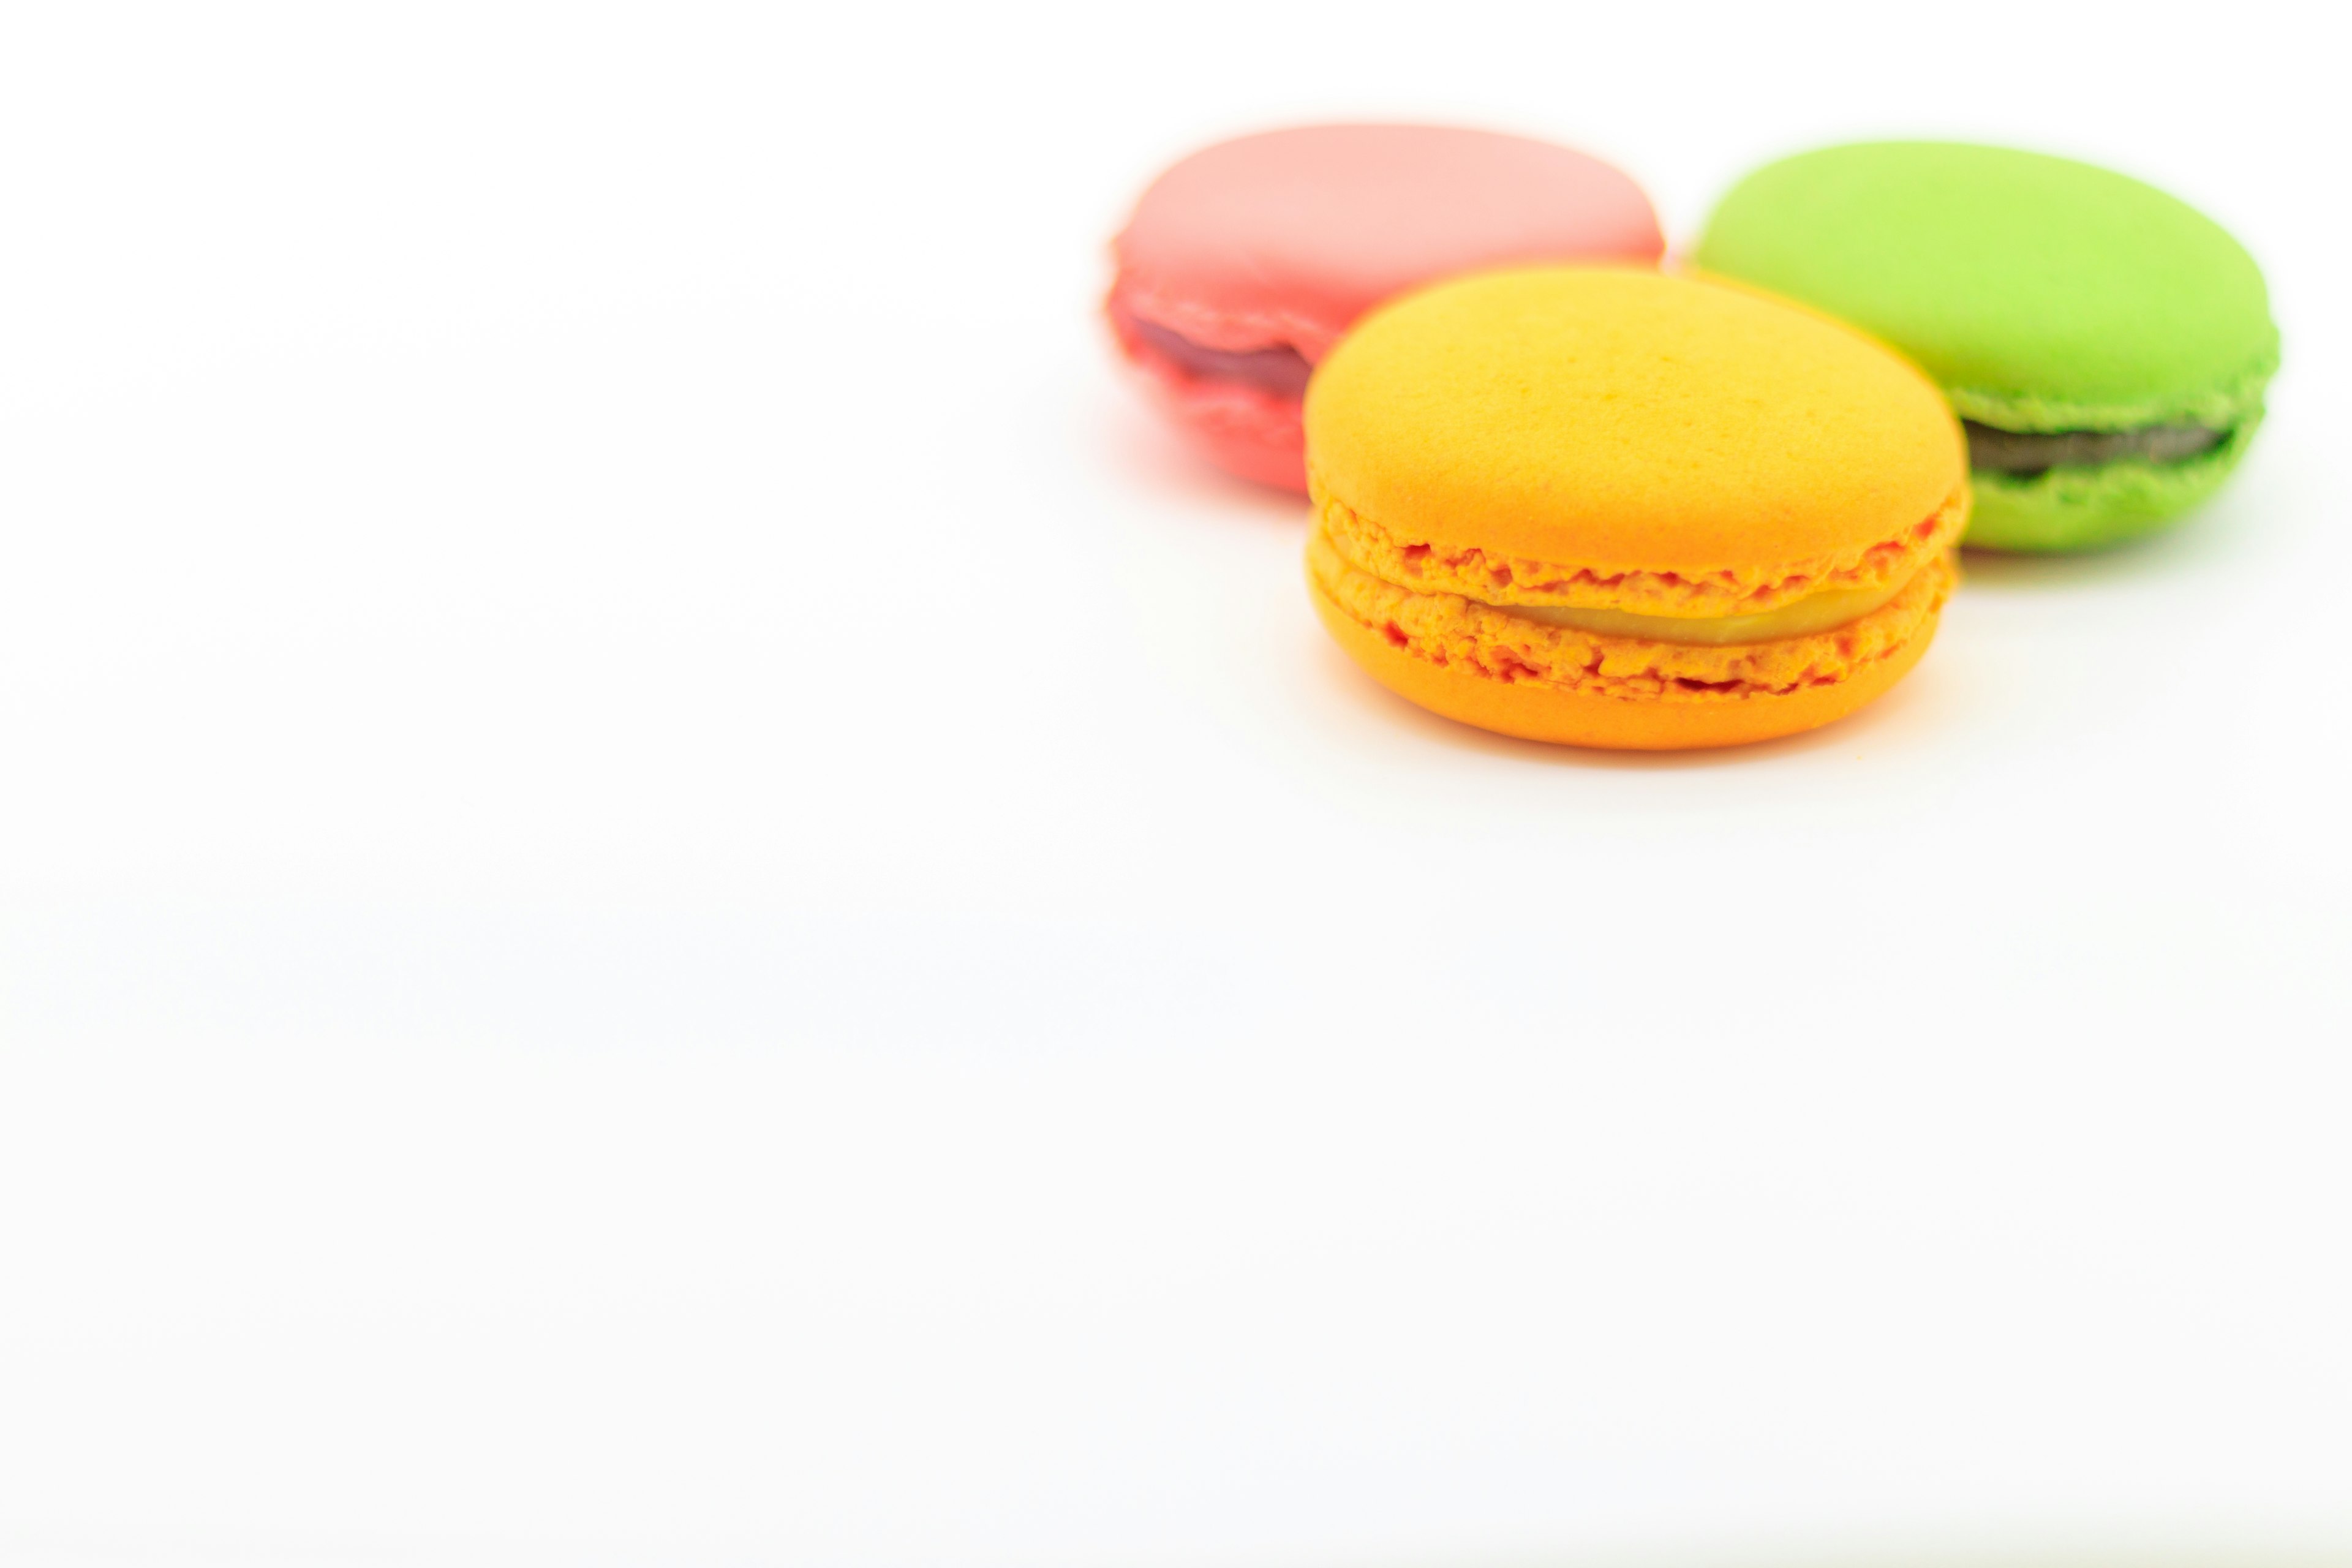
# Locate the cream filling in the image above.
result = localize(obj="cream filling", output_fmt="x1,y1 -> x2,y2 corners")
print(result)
1492,575 -> 1913,646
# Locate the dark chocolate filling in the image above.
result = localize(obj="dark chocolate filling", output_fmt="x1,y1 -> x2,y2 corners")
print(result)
1121,312 -> 1314,399
1964,420 -> 2225,477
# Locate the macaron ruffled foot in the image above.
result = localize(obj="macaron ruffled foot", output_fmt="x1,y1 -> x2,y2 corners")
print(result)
1306,493 -> 1961,751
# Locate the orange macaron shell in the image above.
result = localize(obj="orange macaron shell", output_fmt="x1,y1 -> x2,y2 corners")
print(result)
1306,268 -> 1963,573
1303,267 -> 1969,750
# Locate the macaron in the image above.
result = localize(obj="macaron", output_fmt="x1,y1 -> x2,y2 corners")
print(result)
1304,268 -> 1966,750
1694,141 -> 2278,552
1106,124 -> 1664,492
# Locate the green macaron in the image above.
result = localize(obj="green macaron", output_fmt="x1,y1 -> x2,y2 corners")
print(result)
1694,142 -> 2278,552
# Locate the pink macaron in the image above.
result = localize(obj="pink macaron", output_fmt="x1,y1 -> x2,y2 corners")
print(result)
1106,124 -> 1665,492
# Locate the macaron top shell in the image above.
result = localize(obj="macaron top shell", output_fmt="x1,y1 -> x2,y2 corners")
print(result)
1693,141 -> 2277,431
1305,268 -> 1965,576
1111,124 -> 1664,361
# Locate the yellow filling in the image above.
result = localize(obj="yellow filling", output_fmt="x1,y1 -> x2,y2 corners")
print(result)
1496,576 -> 1910,645
1307,522 -> 1957,703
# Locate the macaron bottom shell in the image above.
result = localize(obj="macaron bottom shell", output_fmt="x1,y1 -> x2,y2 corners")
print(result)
1962,417 -> 2262,552
1112,313 -> 1308,491
1308,534 -> 1955,751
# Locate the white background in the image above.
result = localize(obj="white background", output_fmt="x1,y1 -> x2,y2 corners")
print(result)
1,2 -> 2347,1564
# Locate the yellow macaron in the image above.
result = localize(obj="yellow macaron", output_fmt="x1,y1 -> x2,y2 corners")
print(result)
1304,267 -> 1967,750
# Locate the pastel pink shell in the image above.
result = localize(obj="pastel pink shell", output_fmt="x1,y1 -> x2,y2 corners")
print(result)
1107,124 -> 1666,491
